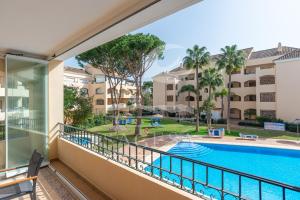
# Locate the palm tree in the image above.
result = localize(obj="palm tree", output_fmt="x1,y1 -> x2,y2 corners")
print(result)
178,84 -> 196,114
215,88 -> 228,118
199,67 -> 223,128
216,45 -> 246,132
183,45 -> 210,132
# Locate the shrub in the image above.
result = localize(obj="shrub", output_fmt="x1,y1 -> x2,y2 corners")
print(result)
216,118 -> 227,124
256,116 -> 284,126
286,123 -> 299,133
238,120 -> 262,127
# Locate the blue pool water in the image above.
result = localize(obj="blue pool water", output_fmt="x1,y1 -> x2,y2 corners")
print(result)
147,142 -> 300,200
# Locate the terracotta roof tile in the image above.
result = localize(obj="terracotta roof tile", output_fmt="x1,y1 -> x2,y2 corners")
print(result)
275,49 -> 300,61
249,46 -> 297,59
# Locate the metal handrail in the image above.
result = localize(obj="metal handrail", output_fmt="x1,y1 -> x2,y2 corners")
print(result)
59,123 -> 300,199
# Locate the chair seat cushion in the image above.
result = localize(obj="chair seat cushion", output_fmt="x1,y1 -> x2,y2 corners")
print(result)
0,180 -> 33,198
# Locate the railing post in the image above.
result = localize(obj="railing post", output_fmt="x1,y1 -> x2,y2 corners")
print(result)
151,150 -> 153,176
136,145 -> 138,169
259,180 -> 262,200
102,135 -> 104,155
239,175 -> 242,199
129,143 -> 131,167
117,140 -> 119,161
206,166 -> 208,186
192,162 -> 195,194
180,159 -> 183,189
159,153 -> 162,180
221,170 -> 224,200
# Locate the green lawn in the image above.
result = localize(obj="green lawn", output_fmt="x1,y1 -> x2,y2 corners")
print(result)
88,118 -> 208,142
88,118 -> 300,141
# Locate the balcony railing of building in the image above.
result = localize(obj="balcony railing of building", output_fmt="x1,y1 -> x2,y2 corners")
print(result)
59,123 -> 300,200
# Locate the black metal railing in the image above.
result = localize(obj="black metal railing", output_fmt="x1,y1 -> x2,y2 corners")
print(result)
59,123 -> 300,200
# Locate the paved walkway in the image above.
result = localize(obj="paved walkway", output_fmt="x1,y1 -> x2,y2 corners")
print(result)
137,135 -> 300,151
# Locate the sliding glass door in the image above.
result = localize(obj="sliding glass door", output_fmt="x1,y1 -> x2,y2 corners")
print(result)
6,55 -> 48,168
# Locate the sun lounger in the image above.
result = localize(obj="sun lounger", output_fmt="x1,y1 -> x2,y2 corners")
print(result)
239,133 -> 258,140
151,121 -> 161,127
208,129 -> 224,138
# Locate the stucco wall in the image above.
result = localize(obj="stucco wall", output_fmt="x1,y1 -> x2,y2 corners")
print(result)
48,60 -> 64,160
58,138 -> 197,200
275,60 -> 300,122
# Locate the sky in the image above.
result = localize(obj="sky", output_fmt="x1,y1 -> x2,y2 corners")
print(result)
65,0 -> 300,81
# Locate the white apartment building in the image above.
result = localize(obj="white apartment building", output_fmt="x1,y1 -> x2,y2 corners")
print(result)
64,65 -> 136,114
153,43 -> 300,122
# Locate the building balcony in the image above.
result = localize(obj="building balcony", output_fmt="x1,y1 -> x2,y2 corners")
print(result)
1,123 -> 300,199
258,68 -> 275,76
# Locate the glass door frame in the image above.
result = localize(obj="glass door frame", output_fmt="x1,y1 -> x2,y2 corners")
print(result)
5,54 -> 49,169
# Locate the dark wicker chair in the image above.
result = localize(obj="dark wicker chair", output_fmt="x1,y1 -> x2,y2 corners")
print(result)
0,150 -> 44,200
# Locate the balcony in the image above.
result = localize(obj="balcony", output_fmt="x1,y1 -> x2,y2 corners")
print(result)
50,124 -> 300,200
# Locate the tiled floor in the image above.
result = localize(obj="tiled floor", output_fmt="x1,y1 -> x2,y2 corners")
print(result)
12,167 -> 78,200
9,160 -> 112,200
50,160 -> 111,200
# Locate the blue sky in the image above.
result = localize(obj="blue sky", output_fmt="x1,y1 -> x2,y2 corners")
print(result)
65,0 -> 300,81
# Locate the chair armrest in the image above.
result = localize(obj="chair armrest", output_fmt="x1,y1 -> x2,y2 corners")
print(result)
0,165 -> 29,173
0,176 -> 37,188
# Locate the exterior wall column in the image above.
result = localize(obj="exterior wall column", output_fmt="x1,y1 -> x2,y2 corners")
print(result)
48,60 -> 64,160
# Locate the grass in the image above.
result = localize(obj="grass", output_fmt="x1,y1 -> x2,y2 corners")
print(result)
88,118 -> 300,142
88,118 -> 208,142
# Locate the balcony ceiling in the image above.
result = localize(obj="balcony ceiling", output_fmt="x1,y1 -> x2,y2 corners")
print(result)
0,0 -> 200,60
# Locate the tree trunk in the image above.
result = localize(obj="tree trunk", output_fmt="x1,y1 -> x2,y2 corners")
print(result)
227,74 -> 232,132
108,79 -> 117,126
188,91 -> 191,113
135,78 -> 142,136
221,96 -> 224,118
208,86 -> 212,129
195,67 -> 200,132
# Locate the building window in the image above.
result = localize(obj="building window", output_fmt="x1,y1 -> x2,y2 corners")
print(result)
185,96 -> 195,101
260,65 -> 274,70
166,84 -> 174,90
79,79 -> 89,84
260,75 -> 275,85
166,95 -> 174,102
95,75 -> 105,83
204,88 -> 208,93
260,110 -> 276,118
230,94 -> 241,101
175,84 -> 178,90
244,68 -> 256,75
185,74 -> 194,80
95,88 -> 104,94
244,109 -> 257,120
96,99 -> 105,105
80,88 -> 88,96
176,95 -> 178,102
244,80 -> 256,87
244,95 -> 256,101
232,70 -> 241,74
230,108 -> 241,119
199,95 -> 202,101
229,81 -> 241,88
260,92 -> 275,102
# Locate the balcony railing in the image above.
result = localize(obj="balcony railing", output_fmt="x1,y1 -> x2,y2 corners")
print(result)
59,123 -> 300,200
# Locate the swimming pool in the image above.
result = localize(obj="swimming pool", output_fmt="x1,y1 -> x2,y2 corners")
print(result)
147,142 -> 300,200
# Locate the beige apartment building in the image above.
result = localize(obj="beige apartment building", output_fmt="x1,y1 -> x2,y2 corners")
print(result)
64,65 -> 136,114
153,43 -> 300,122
